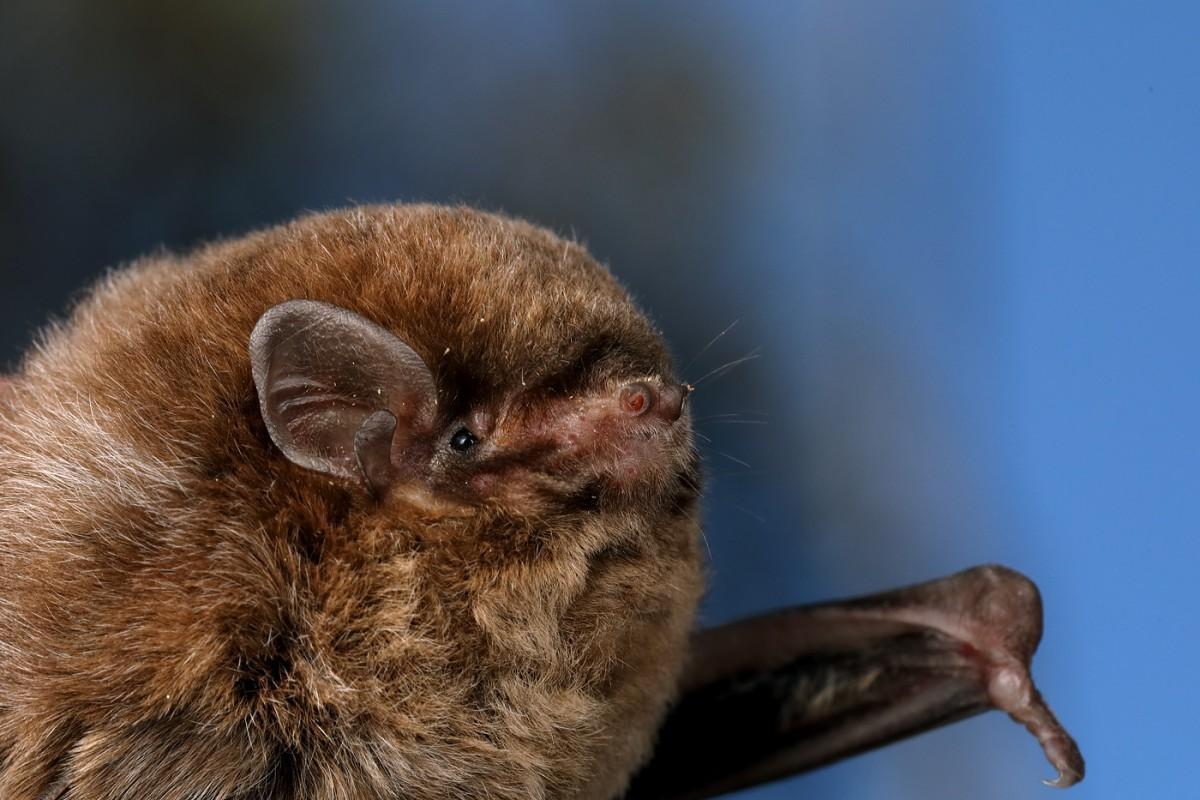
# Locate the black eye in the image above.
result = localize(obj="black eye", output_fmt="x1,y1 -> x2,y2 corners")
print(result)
449,427 -> 477,453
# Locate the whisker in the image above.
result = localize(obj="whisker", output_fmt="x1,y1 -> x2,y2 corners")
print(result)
716,451 -> 752,469
699,419 -> 768,426
733,504 -> 767,524
694,412 -> 769,420
683,319 -> 739,374
706,469 -> 777,479
689,348 -> 762,388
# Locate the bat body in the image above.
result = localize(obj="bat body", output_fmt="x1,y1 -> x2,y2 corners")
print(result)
0,206 -> 704,799
0,204 -> 1082,799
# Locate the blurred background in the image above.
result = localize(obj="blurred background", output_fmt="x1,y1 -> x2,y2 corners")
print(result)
1,2 -> 1195,798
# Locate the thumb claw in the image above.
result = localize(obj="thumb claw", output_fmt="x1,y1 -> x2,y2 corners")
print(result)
1038,729 -> 1085,788
1043,763 -> 1084,789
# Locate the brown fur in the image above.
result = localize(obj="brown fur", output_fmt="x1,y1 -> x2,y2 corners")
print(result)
0,206 -> 704,799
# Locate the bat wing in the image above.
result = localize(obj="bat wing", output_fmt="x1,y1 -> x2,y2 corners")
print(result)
625,565 -> 1084,799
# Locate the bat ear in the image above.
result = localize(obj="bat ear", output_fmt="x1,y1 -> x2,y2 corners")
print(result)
250,300 -> 436,493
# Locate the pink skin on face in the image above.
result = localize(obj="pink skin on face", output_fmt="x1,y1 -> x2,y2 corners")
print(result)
468,379 -> 691,501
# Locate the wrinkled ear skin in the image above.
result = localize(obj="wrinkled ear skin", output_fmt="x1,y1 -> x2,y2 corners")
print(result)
250,300 -> 436,491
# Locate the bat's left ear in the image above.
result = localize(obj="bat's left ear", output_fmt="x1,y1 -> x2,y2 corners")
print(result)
250,300 -> 436,495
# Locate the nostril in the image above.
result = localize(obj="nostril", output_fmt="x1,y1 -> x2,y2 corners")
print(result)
658,383 -> 688,423
620,382 -> 654,416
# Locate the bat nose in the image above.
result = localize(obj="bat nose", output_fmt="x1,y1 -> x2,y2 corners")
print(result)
657,382 -> 689,422
619,381 -> 690,423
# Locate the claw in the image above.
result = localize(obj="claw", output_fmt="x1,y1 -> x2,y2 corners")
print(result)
1039,732 -> 1086,787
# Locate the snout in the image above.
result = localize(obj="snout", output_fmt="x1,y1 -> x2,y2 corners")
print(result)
619,381 -> 691,423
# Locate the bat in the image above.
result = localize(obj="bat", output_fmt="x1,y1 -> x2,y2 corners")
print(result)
0,204 -> 1082,799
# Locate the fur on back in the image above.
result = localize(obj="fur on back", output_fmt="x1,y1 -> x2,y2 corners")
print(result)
0,205 -> 704,799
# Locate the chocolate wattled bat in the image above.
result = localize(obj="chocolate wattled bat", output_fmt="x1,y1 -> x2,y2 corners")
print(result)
0,205 -> 1082,799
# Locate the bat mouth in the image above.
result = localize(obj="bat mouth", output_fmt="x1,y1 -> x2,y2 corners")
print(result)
579,378 -> 693,488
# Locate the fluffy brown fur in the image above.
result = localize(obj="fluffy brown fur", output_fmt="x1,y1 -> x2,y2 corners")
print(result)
0,205 -> 704,799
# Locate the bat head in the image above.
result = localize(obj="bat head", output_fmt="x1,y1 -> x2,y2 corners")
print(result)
0,206 -> 704,799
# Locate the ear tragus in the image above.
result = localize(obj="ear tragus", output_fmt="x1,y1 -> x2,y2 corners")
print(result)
250,300 -> 435,490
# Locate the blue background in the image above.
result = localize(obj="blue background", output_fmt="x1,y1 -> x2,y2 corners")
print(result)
1,3 -> 1194,798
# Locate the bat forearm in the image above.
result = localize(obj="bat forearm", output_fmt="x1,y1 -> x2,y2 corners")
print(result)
625,565 -> 1084,799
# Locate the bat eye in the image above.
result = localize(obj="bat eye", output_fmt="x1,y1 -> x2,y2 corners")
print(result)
449,427 -> 477,453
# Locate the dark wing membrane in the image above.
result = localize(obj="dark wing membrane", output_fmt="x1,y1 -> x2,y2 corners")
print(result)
625,565 -> 1084,799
